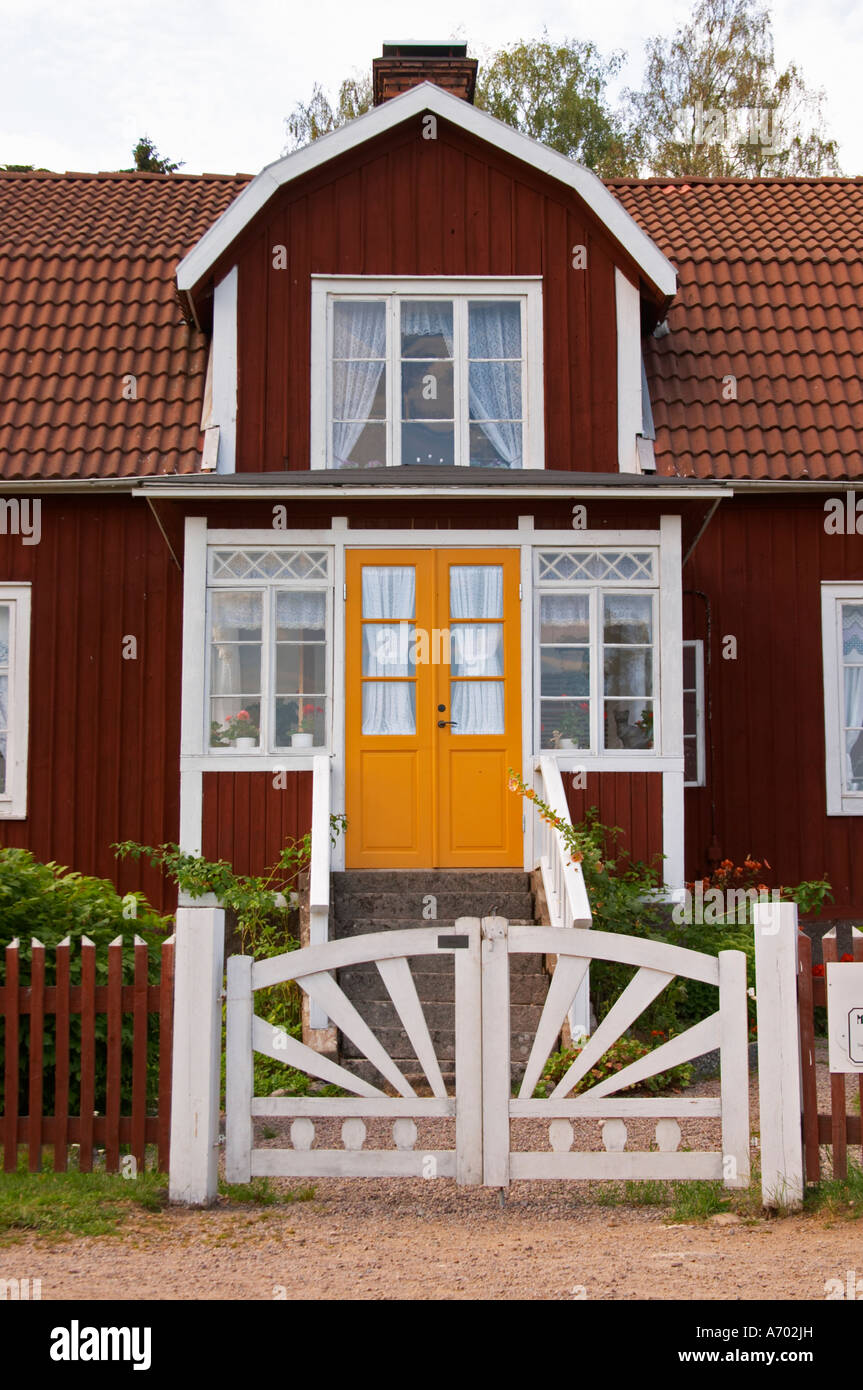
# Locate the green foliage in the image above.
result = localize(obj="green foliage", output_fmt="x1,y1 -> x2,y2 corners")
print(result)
535,1037 -> 693,1098
218,1176 -> 317,1206
0,1161 -> 169,1239
127,135 -> 183,173
475,33 -> 640,175
0,849 -> 169,1115
670,1180 -> 731,1221
625,0 -> 841,176
803,1159 -> 863,1219
284,75 -> 373,151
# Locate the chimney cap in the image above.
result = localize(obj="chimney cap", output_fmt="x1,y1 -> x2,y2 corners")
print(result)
381,40 -> 468,59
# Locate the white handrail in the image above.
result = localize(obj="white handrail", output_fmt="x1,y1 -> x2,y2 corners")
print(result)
534,755 -> 592,1037
308,754 -> 332,1030
535,756 -> 592,929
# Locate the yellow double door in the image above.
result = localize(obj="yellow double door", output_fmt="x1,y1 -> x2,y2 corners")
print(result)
345,549 -> 523,869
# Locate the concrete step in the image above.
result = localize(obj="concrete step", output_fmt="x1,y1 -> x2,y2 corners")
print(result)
335,936 -> 545,976
341,1025 -> 543,1065
332,870 -> 531,894
332,891 -> 535,923
337,964 -> 549,1004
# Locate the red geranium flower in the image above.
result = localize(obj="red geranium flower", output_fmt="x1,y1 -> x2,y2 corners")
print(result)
812,963 -> 825,977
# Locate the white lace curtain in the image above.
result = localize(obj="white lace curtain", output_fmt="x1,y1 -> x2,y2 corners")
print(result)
468,302 -> 522,467
844,605 -> 863,788
402,301 -> 454,355
332,302 -> 386,467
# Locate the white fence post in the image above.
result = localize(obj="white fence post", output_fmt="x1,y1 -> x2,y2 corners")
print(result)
169,901 -> 225,1205
753,901 -> 804,1210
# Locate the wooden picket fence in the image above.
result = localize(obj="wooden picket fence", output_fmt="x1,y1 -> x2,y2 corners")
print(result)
0,935 -> 174,1174
797,927 -> 863,1180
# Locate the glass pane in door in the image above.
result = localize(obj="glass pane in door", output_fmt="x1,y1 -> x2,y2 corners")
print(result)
449,564 -> 504,735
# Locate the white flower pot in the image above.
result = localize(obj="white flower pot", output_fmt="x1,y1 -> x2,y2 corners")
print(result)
291,732 -> 314,747
558,738 -> 575,748
235,737 -> 257,749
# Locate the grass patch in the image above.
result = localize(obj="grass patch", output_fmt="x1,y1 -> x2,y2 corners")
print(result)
803,1159 -> 863,1219
669,1180 -> 730,1222
0,1163 -> 169,1240
623,1179 -> 669,1206
218,1177 -> 317,1207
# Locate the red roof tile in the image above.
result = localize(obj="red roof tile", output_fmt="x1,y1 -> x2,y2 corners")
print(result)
610,177 -> 863,480
0,171 -> 249,479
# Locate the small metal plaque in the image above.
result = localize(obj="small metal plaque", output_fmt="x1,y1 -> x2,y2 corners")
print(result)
438,934 -> 469,950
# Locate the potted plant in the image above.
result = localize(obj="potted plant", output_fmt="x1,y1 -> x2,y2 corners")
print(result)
211,709 -> 260,749
291,702 -> 323,748
552,701 -> 589,749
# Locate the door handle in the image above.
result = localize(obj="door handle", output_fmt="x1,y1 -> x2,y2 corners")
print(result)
437,720 -> 457,728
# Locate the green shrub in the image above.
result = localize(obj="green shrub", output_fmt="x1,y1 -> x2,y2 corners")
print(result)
535,1036 -> 693,1098
0,849 -> 169,1116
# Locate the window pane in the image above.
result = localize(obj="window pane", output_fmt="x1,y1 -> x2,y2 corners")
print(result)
604,648 -> 653,697
362,623 -> 415,676
334,301 -> 386,358
210,590 -> 262,642
275,590 -> 326,640
843,604 -> 863,658
333,361 -> 387,421
846,666 -> 863,730
276,644 -> 327,694
468,361 -> 521,419
450,681 -> 504,735
469,301 -> 521,358
362,682 -> 416,735
684,737 -> 698,784
275,697 -> 326,745
540,594 -> 589,643
604,699 -> 654,749
401,301 -> 453,358
468,422 -> 522,469
210,643 -> 261,696
0,671 -> 7,791
402,361 -> 453,420
541,699 -> 590,749
683,689 -> 698,738
210,698 -> 261,746
450,624 -> 503,677
362,567 -> 416,619
0,605 -> 9,666
846,730 -> 863,790
683,643 -> 696,687
450,566 -> 503,619
401,420 -> 454,466
541,648 -> 590,698
333,421 -> 386,469
604,594 -> 653,644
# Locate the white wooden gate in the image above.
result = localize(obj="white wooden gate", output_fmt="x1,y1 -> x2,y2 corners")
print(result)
226,917 -> 750,1189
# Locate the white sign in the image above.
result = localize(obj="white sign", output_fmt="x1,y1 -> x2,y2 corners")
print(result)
826,961 -> 863,1073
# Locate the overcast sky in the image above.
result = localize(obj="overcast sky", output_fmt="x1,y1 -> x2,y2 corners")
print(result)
0,0 -> 859,176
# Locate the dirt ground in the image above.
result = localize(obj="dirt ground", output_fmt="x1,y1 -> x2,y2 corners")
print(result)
4,1049 -> 861,1301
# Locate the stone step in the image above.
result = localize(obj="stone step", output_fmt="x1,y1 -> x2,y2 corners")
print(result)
334,936 -> 545,975
337,964 -> 549,1004
332,890 -> 535,922
332,870 -> 531,894
336,998 -> 545,1033
341,1026 -> 543,1064
341,1057 -> 531,1089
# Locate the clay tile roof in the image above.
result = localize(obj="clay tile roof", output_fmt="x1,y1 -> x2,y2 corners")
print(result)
0,171 -> 249,479
609,177 -> 863,481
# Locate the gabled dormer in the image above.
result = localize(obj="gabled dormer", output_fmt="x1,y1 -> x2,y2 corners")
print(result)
177,42 -> 675,479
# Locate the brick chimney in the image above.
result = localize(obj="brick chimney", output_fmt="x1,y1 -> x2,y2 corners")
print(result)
373,41 -> 478,105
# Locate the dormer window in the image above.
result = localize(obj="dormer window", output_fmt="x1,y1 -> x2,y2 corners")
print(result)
311,276 -> 543,470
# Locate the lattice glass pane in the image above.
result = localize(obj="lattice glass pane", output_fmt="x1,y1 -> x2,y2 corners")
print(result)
537,550 -> 656,584
843,604 -> 863,659
209,550 -> 329,582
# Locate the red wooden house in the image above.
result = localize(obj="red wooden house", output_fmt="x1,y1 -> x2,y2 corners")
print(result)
1,41 -> 861,927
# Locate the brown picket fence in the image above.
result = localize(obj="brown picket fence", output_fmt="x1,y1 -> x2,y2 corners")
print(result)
0,934 -> 174,1174
797,928 -> 863,1181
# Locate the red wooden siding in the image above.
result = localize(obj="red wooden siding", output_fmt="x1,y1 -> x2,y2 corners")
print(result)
564,772 -> 664,867
201,771 -> 313,876
684,495 -> 863,911
0,496 -> 181,911
229,117 -> 636,475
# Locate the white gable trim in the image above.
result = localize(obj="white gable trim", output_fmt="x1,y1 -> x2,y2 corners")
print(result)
211,266 -> 238,473
177,83 -> 676,302
615,269 -> 642,475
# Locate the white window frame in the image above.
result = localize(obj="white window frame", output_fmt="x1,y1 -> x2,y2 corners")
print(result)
683,638 -> 705,788
0,583 -> 31,819
310,276 -> 544,471
822,581 -> 863,815
205,552 -> 333,756
533,550 -> 661,758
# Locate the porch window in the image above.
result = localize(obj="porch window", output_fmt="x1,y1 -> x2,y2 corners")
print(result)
0,584 -> 31,818
535,550 -> 658,754
683,639 -> 705,787
206,548 -> 330,752
313,277 -> 542,470
822,583 -> 863,813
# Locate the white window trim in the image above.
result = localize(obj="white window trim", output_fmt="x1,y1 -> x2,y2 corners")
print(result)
0,583 -> 31,819
822,581 -> 863,815
533,551 -> 661,758
204,551 -> 333,757
310,276 -> 544,471
683,638 -> 706,788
